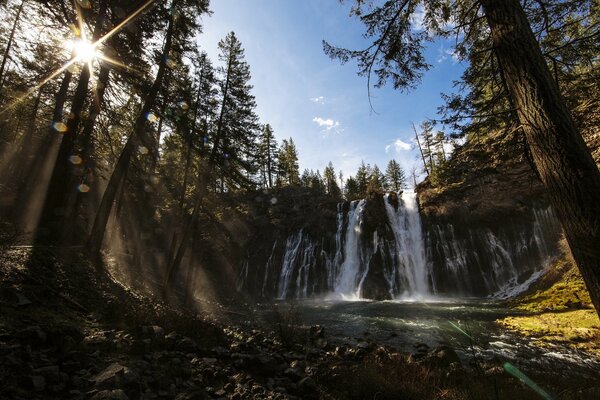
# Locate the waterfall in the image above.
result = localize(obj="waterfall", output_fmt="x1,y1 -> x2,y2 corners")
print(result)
384,192 -> 430,298
276,230 -> 317,299
333,200 -> 370,298
249,192 -> 562,301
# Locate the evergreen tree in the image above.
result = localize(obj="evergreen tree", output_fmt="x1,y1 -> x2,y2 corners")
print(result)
367,164 -> 386,192
355,161 -> 370,197
211,31 -> 260,191
344,176 -> 360,201
323,161 -> 341,198
277,138 -> 300,186
259,124 -> 278,188
385,159 -> 406,192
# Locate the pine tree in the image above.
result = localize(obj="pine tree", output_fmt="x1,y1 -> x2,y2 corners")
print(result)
367,164 -> 386,192
385,159 -> 406,192
344,176 -> 360,201
355,161 -> 370,198
211,31 -> 260,191
259,124 -> 278,188
277,138 -> 299,186
323,161 -> 341,198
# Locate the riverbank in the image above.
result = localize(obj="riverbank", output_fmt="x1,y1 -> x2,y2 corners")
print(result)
497,253 -> 600,357
2,248 -> 599,399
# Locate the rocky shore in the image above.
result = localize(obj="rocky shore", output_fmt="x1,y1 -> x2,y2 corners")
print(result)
2,248 -> 599,400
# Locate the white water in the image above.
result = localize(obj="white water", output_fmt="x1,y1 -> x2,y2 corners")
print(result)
383,192 -> 430,298
257,194 -> 561,300
333,199 -> 370,298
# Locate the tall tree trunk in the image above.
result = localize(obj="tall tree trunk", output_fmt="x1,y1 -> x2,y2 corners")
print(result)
161,54 -> 234,296
481,0 -> 600,315
37,0 -> 108,240
21,89 -> 42,152
0,0 -> 24,99
72,63 -> 111,220
88,8 -> 176,258
412,122 -> 429,176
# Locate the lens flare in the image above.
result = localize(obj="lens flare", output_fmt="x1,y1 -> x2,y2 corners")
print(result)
146,113 -> 158,123
52,122 -> 68,133
77,183 -> 91,193
69,155 -> 83,165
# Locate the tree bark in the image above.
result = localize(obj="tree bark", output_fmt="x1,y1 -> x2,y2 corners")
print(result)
481,0 -> 600,315
88,7 -> 176,258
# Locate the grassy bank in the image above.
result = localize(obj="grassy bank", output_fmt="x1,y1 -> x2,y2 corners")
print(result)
497,252 -> 600,356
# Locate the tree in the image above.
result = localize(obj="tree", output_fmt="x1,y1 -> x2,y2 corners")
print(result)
344,176 -> 360,201
323,161 -> 341,198
210,32 -> 260,192
326,0 -> 600,316
367,164 -> 386,192
354,161 -> 370,197
277,138 -> 300,186
259,124 -> 278,188
89,0 -> 210,257
385,159 -> 407,192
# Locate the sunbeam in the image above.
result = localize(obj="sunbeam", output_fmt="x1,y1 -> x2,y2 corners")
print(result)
0,0 -> 160,116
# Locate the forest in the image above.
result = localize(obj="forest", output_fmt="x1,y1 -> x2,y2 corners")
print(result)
0,0 -> 599,399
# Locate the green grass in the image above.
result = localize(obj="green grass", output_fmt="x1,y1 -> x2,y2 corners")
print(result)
498,254 -> 600,356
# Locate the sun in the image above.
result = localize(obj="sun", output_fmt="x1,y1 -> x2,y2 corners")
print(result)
65,38 -> 99,63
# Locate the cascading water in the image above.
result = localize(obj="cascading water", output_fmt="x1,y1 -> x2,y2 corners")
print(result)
276,230 -> 317,299
333,200 -> 370,298
383,192 -> 430,298
240,191 -> 563,301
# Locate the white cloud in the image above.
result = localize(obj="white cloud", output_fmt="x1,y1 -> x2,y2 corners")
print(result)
410,6 -> 426,32
312,117 -> 341,133
310,96 -> 325,104
385,139 -> 412,153
437,46 -> 460,64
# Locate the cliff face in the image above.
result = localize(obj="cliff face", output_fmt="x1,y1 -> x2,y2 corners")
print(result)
416,129 -> 564,297
236,129 -> 581,301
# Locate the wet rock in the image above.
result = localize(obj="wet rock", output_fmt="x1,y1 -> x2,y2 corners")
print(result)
356,341 -> 373,350
431,345 -> 461,367
90,389 -> 130,400
308,325 -> 324,339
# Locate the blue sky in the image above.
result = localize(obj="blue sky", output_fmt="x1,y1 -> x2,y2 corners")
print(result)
196,0 -> 465,181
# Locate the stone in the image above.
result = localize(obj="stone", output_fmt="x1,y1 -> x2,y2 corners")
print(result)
432,345 -> 461,367
90,389 -> 130,400
93,362 -> 139,392
356,341 -> 372,350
